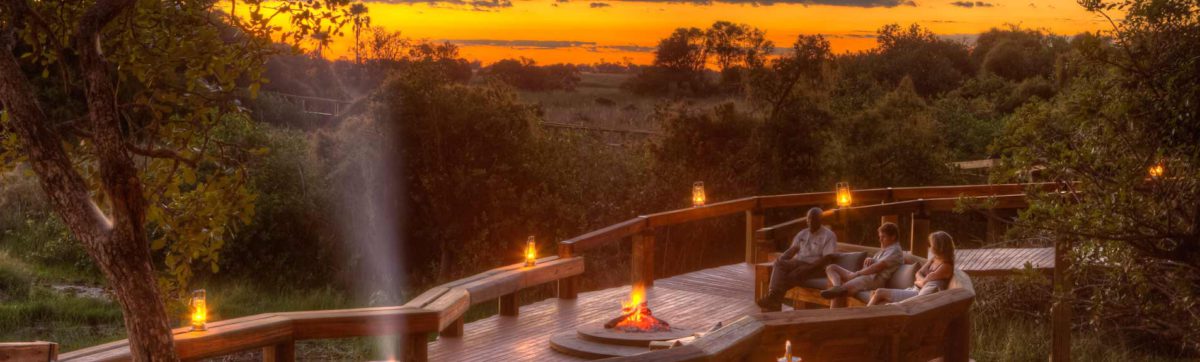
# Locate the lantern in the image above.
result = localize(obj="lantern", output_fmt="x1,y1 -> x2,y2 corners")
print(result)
778,340 -> 801,362
524,236 -> 537,267
191,289 -> 207,332
692,182 -> 706,207
1149,163 -> 1165,179
836,182 -> 851,208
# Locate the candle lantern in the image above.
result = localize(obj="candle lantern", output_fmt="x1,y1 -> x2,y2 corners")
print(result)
778,340 -> 801,362
191,289 -> 207,332
525,236 -> 537,267
1149,163 -> 1165,179
836,182 -> 852,208
692,182 -> 706,207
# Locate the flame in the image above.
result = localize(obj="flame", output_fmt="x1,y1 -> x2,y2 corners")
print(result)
610,284 -> 669,332
1149,164 -> 1165,178
692,182 -> 706,207
524,237 -> 537,267
836,182 -> 851,208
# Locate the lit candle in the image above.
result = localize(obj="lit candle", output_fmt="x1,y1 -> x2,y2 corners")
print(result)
836,182 -> 851,208
191,289 -> 207,332
524,236 -> 537,267
692,182 -> 706,207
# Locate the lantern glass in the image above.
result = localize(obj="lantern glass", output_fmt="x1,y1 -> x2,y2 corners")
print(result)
524,236 -> 537,267
1149,163 -> 1165,179
191,289 -> 207,331
836,182 -> 851,208
692,182 -> 706,207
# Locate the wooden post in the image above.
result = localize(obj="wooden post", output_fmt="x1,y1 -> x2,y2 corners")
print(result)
834,209 -> 851,245
1051,238 -> 1073,362
440,317 -> 464,337
499,292 -> 519,316
262,340 -> 295,362
910,205 -> 930,258
946,312 -> 971,361
401,333 -> 428,362
632,228 -> 655,288
557,244 -> 578,299
0,342 -> 58,362
745,208 -> 764,264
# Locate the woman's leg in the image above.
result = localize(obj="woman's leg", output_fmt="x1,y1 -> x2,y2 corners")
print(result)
868,289 -> 893,306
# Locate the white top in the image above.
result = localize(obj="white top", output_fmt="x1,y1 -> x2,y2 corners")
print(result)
788,226 -> 838,264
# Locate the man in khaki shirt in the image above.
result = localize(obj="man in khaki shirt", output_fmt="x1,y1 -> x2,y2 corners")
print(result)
756,207 -> 837,310
820,222 -> 904,308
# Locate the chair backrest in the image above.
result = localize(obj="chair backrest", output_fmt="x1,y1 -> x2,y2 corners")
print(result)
832,252 -> 868,272
886,262 -> 922,289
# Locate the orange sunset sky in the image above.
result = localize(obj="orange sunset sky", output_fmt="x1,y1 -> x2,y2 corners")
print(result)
300,0 -> 1114,65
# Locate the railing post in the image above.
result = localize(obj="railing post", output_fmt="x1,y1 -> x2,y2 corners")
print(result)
262,340 -> 295,362
946,311 -> 971,361
745,206 -> 764,264
557,243 -> 578,299
834,208 -> 851,245
910,202 -> 930,258
1051,237 -> 1073,362
499,292 -> 519,316
632,228 -> 655,288
400,333 -> 429,362
440,317 -> 464,337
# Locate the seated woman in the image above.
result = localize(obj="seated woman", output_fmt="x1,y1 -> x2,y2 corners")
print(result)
867,231 -> 956,306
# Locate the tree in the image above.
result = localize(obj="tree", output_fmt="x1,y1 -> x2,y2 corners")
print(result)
748,34 -> 831,122
872,24 -> 974,97
0,0 -> 345,360
350,3 -> 371,65
994,0 -> 1200,351
972,25 -> 1069,82
704,21 -> 773,88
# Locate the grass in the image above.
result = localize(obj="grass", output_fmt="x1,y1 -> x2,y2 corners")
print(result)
971,313 -> 1190,361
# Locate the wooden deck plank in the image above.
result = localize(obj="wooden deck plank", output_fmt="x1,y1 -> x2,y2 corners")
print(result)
428,264 -> 758,361
955,248 -> 1054,276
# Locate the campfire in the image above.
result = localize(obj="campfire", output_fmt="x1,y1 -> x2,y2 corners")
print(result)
604,284 -> 671,332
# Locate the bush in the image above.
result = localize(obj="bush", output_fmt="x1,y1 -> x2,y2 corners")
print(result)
0,256 -> 32,301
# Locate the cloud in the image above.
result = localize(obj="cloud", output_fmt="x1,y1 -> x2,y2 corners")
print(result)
590,1 -> 612,6
949,0 -> 993,7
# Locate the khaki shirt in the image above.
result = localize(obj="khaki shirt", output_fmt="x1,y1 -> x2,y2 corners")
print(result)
869,243 -> 905,282
787,226 -> 837,263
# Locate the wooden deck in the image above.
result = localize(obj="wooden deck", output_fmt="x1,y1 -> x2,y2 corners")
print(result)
428,248 -> 1053,361
956,247 -> 1054,276
428,264 -> 758,361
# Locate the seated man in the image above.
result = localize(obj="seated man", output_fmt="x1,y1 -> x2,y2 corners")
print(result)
756,207 -> 837,310
819,222 -> 903,308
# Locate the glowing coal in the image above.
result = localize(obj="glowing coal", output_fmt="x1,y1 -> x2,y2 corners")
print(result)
604,284 -> 671,332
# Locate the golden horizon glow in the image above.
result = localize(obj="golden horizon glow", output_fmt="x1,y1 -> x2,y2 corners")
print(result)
280,0 -> 1116,65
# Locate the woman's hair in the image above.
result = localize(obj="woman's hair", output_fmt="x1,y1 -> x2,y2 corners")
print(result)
878,222 -> 899,239
928,231 -> 955,264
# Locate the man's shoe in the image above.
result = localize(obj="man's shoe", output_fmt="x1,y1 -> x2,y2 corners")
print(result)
819,286 -> 847,299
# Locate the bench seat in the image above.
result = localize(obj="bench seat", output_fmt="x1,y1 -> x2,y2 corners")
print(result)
754,247 -> 921,310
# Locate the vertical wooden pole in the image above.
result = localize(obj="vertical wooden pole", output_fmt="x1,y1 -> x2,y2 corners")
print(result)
632,228 -> 655,288
745,208 -> 764,264
910,205 -> 931,259
262,340 -> 295,362
946,312 -> 971,361
440,317 -> 464,337
986,209 -> 1001,244
499,292 -> 519,316
557,244 -> 578,299
1051,238 -> 1073,362
401,333 -> 428,362
834,209 -> 851,245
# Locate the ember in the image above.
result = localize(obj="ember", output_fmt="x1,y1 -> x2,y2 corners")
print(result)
604,284 -> 671,332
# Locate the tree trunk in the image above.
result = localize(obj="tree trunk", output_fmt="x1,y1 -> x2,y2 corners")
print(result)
0,1 -> 179,360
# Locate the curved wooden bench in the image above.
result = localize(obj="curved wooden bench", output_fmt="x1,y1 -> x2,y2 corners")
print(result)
605,247 -> 974,362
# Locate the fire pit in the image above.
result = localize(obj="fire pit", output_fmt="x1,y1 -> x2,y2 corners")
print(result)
550,285 -> 695,359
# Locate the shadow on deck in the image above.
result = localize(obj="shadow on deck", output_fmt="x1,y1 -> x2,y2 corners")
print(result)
429,264 -> 757,361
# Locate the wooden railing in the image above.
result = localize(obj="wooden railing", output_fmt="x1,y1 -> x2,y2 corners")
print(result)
558,182 -> 1057,290
59,256 -> 583,361
49,182 -> 1058,361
